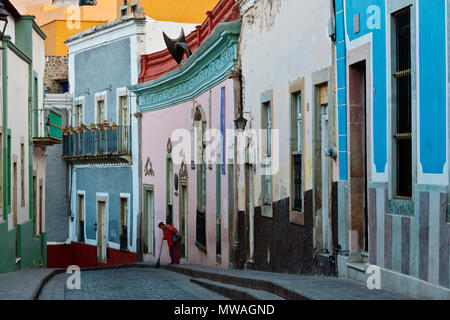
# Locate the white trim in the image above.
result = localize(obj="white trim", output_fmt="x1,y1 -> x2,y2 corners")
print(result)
67,20 -> 146,56
130,31 -> 139,254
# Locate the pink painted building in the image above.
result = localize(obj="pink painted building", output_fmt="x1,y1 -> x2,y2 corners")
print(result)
130,0 -> 241,268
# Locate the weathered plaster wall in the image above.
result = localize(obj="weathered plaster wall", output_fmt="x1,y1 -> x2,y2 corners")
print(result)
7,50 -> 30,228
239,0 -> 333,202
239,0 -> 335,273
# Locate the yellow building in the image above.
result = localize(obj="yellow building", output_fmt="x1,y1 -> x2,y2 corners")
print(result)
117,0 -> 218,24
24,0 -> 119,56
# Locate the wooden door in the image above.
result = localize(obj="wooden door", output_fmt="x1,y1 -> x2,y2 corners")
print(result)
97,201 -> 107,262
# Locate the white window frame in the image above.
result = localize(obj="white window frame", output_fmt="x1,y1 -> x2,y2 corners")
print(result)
120,5 -> 128,17
95,91 -> 108,124
116,87 -> 129,127
74,96 -> 85,127
130,1 -> 138,13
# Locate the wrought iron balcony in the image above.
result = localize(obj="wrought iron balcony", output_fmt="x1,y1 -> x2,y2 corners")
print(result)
62,125 -> 131,165
32,109 -> 63,147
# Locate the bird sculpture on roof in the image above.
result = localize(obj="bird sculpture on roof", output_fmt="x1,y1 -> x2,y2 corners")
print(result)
163,28 -> 192,65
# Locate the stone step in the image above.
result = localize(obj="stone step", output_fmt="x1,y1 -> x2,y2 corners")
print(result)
346,262 -> 369,283
361,251 -> 369,263
191,278 -> 284,300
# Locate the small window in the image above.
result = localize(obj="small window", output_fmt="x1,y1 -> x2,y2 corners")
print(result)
120,197 -> 128,250
130,3 -> 137,13
96,99 -> 105,124
166,156 -> 173,225
77,194 -> 85,242
262,101 -> 272,157
291,91 -> 302,211
120,6 -> 128,17
263,174 -> 272,206
118,95 -> 129,127
75,103 -> 83,127
20,143 -> 24,207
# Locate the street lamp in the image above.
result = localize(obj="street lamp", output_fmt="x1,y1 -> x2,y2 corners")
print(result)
234,115 -> 247,131
0,1 -> 9,49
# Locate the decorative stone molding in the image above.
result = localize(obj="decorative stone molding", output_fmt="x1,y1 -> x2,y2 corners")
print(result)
179,160 -> 188,185
130,21 -> 241,112
144,157 -> 155,176
167,138 -> 172,154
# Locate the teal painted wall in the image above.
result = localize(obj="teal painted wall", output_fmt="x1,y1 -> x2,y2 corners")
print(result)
0,222 -> 16,273
18,221 -> 42,269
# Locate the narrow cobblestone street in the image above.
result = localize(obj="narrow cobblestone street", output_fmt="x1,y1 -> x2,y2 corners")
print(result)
38,268 -> 228,300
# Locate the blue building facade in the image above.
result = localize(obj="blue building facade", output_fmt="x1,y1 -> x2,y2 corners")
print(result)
335,0 -> 449,298
61,15 -> 145,265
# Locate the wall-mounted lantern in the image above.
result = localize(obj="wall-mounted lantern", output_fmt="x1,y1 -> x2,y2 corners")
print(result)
234,115 -> 248,131
0,1 -> 9,49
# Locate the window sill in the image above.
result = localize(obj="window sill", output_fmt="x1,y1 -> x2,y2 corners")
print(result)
261,205 -> 273,218
289,210 -> 304,226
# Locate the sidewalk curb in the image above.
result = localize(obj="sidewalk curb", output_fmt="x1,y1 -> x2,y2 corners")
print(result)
32,269 -> 66,300
190,278 -> 261,300
158,265 -> 309,300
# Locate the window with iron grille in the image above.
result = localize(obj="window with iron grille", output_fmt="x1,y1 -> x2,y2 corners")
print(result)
291,92 -> 302,211
393,6 -> 412,199
166,156 -> 173,225
262,101 -> 272,157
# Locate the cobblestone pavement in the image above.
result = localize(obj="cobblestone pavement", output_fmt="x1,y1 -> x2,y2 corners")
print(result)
38,267 -> 228,300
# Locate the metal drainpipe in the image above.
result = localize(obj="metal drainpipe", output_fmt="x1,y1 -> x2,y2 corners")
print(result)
229,68 -> 242,269
135,110 -> 143,262
329,0 -> 338,269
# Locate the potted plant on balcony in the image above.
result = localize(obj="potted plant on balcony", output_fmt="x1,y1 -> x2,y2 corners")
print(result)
76,125 -> 82,133
63,126 -> 69,136
103,119 -> 110,131
111,122 -> 118,130
81,123 -> 88,133
68,125 -> 75,134
89,123 -> 96,132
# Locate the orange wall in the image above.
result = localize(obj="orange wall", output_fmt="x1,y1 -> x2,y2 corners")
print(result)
23,0 -> 120,56
117,0 -> 218,23
41,20 -> 108,56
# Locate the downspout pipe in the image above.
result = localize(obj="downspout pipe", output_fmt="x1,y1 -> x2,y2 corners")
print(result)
1,36 -> 8,221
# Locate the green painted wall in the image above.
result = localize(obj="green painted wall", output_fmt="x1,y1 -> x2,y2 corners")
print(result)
17,221 -> 42,269
0,221 -> 16,273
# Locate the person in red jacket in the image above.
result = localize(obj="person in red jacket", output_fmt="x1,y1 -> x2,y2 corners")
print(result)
158,222 -> 181,264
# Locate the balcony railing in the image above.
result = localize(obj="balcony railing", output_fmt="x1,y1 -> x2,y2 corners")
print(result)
62,125 -> 131,164
32,109 -> 62,147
